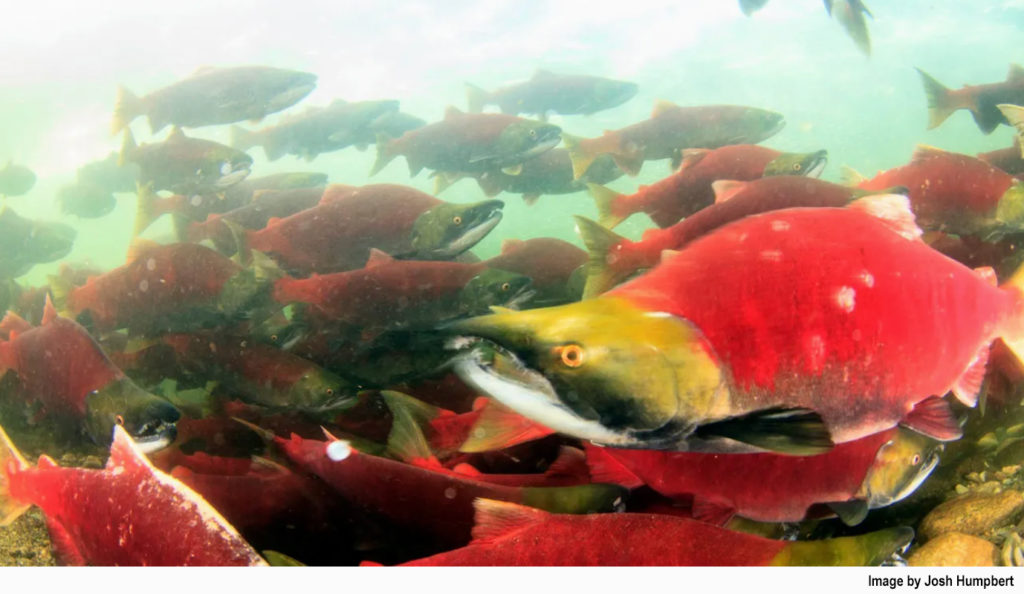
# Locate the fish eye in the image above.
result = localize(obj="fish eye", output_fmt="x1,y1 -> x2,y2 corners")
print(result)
220,161 -> 232,176
500,282 -> 511,291
556,344 -> 585,368
195,168 -> 203,176
912,454 -> 921,465
529,129 -> 537,138
453,216 -> 463,225
270,334 -> 279,342
792,163 -> 802,171
115,415 -> 125,426
326,388 -> 335,396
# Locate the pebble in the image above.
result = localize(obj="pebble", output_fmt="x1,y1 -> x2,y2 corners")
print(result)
919,490 -> 1024,540
908,533 -> 998,566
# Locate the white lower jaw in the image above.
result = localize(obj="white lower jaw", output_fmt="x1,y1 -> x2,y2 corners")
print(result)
133,432 -> 174,455
452,354 -> 630,446
806,159 -> 826,179
216,169 -> 251,188
439,212 -> 502,257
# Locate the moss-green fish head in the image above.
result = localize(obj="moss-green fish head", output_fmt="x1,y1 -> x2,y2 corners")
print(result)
285,368 -> 360,414
198,143 -> 254,190
24,219 -> 77,264
448,296 -> 729,449
860,428 -> 942,509
994,180 -> 1024,235
0,162 -> 36,197
490,120 -> 562,165
585,79 -> 639,114
56,182 -> 118,218
738,108 -> 786,143
84,377 -> 181,453
457,268 -> 535,316
764,149 -> 828,178
411,199 -> 504,259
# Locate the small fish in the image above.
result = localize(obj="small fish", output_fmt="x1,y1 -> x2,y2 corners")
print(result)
0,162 -> 36,198
469,149 -> 623,205
0,299 -> 179,450
380,498 -> 913,566
76,152 -> 140,194
121,127 -> 253,196
853,145 -> 1024,238
824,0 -> 872,56
584,427 -> 941,525
371,107 -> 562,177
272,249 -> 534,333
482,238 -> 588,307
916,65 -> 1024,133
134,180 -> 255,237
589,145 -> 827,228
451,195 -> 1021,454
55,182 -> 117,219
185,186 -> 327,253
978,137 -> 1024,177
230,99 -> 400,161
0,207 -> 76,279
0,423 -> 266,565
357,111 -> 426,146
239,184 -> 504,275
563,101 -> 785,179
576,176 -> 884,297
112,65 -> 317,134
52,241 -> 274,335
466,70 -> 638,118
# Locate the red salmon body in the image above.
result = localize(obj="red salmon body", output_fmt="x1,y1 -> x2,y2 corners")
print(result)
247,184 -> 441,274
1,425 -> 265,566
611,200 -> 1020,444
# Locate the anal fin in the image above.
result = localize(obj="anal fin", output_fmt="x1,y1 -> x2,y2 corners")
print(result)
691,498 -> 736,526
827,499 -> 869,526
952,345 -> 990,407
900,396 -> 963,441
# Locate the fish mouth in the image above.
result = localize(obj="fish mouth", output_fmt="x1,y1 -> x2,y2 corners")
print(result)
268,83 -> 317,112
449,337 -> 633,446
871,447 -> 942,508
215,166 -> 252,188
757,112 -> 787,142
519,130 -> 563,161
804,150 -> 828,178
504,286 -> 537,310
128,420 -> 178,455
434,204 -> 504,258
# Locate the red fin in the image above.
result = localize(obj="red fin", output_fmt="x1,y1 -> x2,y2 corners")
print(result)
691,498 -> 736,526
544,446 -> 587,479
459,400 -> 555,453
359,560 -> 384,567
1008,63 -> 1024,82
500,239 -> 525,255
365,248 -> 395,268
522,194 -> 540,206
712,180 -> 747,204
847,193 -> 923,242
41,294 -> 59,326
451,462 -> 485,477
0,311 -> 32,338
45,518 -> 87,566
36,455 -> 59,469
470,498 -> 548,544
910,144 -> 952,163
444,105 -> 465,120
900,396 -> 963,441
651,99 -> 679,118
952,345 -> 989,407
409,455 -> 446,471
125,238 -> 161,264
106,424 -> 153,471
583,443 -> 644,488
677,148 -> 710,173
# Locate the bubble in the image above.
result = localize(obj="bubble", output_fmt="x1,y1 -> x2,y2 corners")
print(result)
326,440 -> 351,461
139,279 -> 149,292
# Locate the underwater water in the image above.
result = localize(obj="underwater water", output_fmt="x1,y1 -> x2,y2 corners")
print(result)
1,0 -> 1024,568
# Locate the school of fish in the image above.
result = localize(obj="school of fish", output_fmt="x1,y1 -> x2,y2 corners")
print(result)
1,4 -> 1024,567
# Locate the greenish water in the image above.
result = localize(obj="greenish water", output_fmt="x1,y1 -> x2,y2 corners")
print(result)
2,1 -> 1021,284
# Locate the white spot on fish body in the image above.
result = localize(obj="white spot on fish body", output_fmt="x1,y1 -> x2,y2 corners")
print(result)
770,220 -> 790,232
139,279 -> 149,292
760,250 -> 783,262
146,258 -> 157,271
807,334 -> 826,370
859,271 -> 874,287
326,440 -> 351,461
444,487 -> 457,499
190,195 -> 203,207
835,286 -> 856,313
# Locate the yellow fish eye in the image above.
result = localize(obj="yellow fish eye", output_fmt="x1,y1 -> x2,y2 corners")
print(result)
326,388 -> 334,396
911,454 -> 921,465
529,129 -> 537,138
453,216 -> 463,225
555,344 -> 585,368
501,282 -> 511,291
115,414 -> 125,426
793,163 -> 802,171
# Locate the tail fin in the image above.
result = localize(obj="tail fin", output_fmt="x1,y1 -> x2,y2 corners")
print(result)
133,182 -> 158,237
47,273 -> 76,319
111,86 -> 144,136
999,261 -> 1024,368
588,184 -> 628,229
119,129 -> 137,167
223,219 -> 252,266
573,215 -> 632,299
0,425 -> 31,526
369,133 -> 397,177
229,125 -> 260,152
997,104 -> 1024,147
563,133 -> 597,180
465,83 -> 490,113
915,68 -> 958,130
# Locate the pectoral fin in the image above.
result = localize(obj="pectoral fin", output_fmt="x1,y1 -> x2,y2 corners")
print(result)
827,499 -> 869,526
693,407 -> 835,456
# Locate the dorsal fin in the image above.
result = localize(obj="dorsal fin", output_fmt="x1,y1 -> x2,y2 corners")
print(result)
192,65 -> 219,77
839,165 -> 868,187
910,144 -> 952,163
1008,64 -> 1024,82
651,99 -> 679,118
677,149 -> 710,173
167,127 -> 187,142
125,238 -> 161,264
444,106 -> 465,120
500,239 -> 525,254
0,311 -> 33,338
974,266 -> 998,287
711,180 -> 747,203
36,455 -> 59,469
847,194 -> 923,242
365,248 -> 395,268
106,424 -> 155,471
532,69 -> 556,80
41,294 -> 59,326
470,499 -> 548,544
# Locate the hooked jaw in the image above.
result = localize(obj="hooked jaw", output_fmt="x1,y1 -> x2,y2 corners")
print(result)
414,199 -> 505,259
447,297 -> 730,450
84,378 -> 181,454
